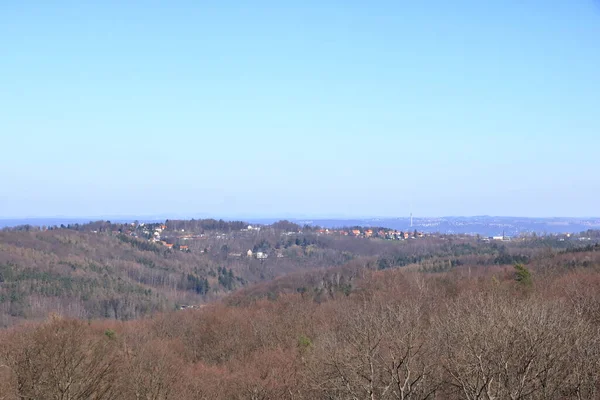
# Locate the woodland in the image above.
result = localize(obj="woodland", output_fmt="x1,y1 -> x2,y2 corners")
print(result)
1,221 -> 599,399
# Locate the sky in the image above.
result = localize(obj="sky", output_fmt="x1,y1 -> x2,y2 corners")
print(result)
1,0 -> 599,219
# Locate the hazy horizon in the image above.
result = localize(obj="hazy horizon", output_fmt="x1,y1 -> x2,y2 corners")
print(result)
3,214 -> 600,237
2,213 -> 599,221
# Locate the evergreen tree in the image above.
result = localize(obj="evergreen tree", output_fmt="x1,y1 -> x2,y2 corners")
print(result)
514,263 -> 532,286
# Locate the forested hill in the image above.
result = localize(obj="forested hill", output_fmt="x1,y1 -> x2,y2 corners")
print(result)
2,247 -> 600,399
0,220 -> 598,326
2,224 -> 600,398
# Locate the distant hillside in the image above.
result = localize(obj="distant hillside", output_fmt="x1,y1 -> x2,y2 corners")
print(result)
268,216 -> 600,236
5,216 -> 600,235
0,219 -> 598,326
2,242 -> 600,399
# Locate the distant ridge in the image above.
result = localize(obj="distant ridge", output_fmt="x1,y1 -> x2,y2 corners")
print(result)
3,216 -> 600,237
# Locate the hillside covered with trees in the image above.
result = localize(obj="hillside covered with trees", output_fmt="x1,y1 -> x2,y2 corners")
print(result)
1,247 -> 600,398
1,221 -> 600,398
0,220 -> 597,327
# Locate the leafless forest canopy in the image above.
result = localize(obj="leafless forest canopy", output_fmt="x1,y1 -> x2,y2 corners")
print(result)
1,220 -> 600,399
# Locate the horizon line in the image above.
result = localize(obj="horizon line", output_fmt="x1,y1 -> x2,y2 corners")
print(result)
1,215 -> 599,221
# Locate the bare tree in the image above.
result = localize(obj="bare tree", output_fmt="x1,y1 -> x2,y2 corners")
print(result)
310,298 -> 438,400
0,316 -> 119,399
435,292 -> 600,400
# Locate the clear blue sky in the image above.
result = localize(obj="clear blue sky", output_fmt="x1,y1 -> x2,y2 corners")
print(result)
1,1 -> 599,218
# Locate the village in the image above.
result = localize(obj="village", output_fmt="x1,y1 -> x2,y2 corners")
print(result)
111,221 -> 430,258
110,220 -> 557,260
